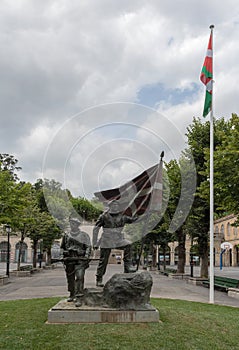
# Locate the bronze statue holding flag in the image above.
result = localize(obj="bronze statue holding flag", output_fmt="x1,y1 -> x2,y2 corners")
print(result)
93,200 -> 138,287
93,152 -> 164,287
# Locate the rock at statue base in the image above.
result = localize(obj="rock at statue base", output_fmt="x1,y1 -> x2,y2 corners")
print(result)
103,271 -> 153,310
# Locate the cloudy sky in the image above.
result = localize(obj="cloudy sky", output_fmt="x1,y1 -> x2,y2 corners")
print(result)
1,0 -> 239,199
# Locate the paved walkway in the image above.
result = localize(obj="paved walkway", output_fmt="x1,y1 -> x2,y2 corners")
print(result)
0,264 -> 239,307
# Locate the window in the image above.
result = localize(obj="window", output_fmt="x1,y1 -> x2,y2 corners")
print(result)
234,226 -> 237,237
220,224 -> 224,240
51,242 -> 61,259
15,242 -> 28,262
227,223 -> 231,238
0,241 -> 11,262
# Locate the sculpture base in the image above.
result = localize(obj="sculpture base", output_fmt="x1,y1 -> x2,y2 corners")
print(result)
47,299 -> 159,323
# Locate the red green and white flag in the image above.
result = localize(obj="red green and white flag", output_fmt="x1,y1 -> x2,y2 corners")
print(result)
200,32 -> 213,117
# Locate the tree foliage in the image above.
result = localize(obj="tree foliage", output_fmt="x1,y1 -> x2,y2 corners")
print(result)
71,197 -> 102,221
207,114 -> 239,221
2,114 -> 239,274
0,153 -> 21,181
185,118 -> 210,277
0,170 -> 18,224
185,116 -> 231,277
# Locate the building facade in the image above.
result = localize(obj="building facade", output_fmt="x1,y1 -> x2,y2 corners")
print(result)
0,235 -> 34,264
0,224 -> 123,266
1,216 -> 239,268
166,214 -> 239,267
214,214 -> 239,267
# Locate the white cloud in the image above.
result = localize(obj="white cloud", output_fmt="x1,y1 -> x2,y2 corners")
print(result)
1,0 -> 239,197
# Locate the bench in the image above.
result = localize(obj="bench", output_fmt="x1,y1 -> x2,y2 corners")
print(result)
19,265 -> 33,271
159,268 -> 177,276
203,276 -> 239,292
0,275 -> 9,285
10,265 -> 39,277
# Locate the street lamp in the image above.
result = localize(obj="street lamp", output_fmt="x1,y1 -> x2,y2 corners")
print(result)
83,210 -> 86,223
5,224 -> 11,277
190,235 -> 194,278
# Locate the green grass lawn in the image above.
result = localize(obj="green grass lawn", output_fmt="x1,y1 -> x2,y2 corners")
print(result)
0,297 -> 238,350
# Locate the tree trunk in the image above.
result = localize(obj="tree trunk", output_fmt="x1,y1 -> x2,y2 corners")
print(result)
163,247 -> 167,271
46,247 -> 52,266
177,229 -> 186,273
200,249 -> 209,278
151,243 -> 157,270
32,240 -> 38,268
17,240 -> 23,271
198,235 -> 209,278
17,231 -> 25,271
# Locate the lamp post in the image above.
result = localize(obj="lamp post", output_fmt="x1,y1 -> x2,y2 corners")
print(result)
83,210 -> 85,223
190,235 -> 194,278
5,224 -> 11,277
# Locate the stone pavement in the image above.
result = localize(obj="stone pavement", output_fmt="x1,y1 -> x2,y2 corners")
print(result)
0,263 -> 239,308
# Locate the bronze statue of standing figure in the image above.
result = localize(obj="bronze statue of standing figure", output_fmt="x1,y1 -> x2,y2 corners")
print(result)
61,218 -> 91,307
93,200 -> 137,287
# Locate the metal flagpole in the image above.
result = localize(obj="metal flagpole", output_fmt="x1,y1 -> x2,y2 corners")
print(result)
136,151 -> 164,271
209,24 -> 214,304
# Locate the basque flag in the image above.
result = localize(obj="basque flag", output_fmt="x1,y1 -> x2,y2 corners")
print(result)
200,31 -> 213,117
94,155 -> 163,216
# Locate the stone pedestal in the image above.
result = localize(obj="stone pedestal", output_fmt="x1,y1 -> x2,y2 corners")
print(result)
186,277 -> 208,286
47,299 -> 159,324
48,272 -> 159,323
228,288 -> 239,299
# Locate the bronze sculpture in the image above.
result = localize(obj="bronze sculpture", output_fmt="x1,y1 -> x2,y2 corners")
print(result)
61,218 -> 91,307
93,200 -> 136,287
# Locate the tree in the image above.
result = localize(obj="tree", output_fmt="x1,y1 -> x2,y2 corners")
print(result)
0,153 -> 21,181
91,197 -> 104,212
27,211 -> 60,268
0,170 -> 18,224
186,117 -> 229,277
7,180 -> 62,270
185,118 -> 210,277
10,182 -> 39,270
71,197 -> 102,222
209,114 -> 239,220
0,157 -> 41,269
33,179 -> 48,212
162,154 -> 196,273
150,218 -> 173,270
40,179 -> 72,229
41,215 -> 62,265
163,159 -> 185,271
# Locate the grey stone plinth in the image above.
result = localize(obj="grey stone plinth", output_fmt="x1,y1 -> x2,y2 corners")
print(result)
0,276 -> 9,285
228,288 -> 239,299
186,277 -> 208,286
47,299 -> 159,323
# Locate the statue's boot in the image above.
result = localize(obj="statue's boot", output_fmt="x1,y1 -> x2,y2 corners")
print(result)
96,277 -> 104,287
124,264 -> 137,273
75,294 -> 84,307
67,291 -> 75,302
